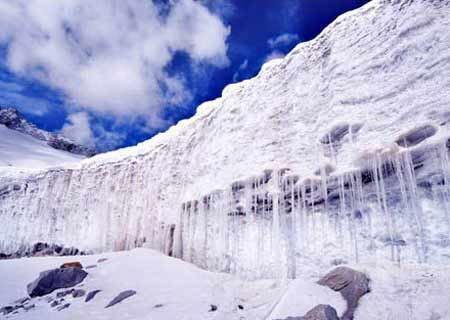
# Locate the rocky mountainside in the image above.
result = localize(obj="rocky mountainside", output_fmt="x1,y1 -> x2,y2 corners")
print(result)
0,107 -> 96,157
0,0 -> 449,283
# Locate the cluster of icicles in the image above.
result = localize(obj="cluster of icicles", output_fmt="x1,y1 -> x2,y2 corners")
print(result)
172,142 -> 450,279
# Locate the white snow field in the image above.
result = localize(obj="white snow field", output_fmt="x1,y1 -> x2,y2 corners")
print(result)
0,125 -> 84,168
0,0 -> 449,308
0,248 -> 344,320
1,249 -> 450,320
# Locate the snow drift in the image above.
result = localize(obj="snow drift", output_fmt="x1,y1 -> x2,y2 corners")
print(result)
1,0 -> 450,279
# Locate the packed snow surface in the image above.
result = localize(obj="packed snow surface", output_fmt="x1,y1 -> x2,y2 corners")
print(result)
1,249 -> 450,320
0,248 -> 339,320
0,125 -> 84,168
1,0 -> 450,280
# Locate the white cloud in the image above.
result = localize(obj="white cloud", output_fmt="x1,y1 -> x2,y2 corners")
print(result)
61,111 -> 126,151
267,33 -> 299,49
0,0 -> 230,129
232,59 -> 249,82
264,51 -> 285,63
200,0 -> 236,19
0,80 -> 50,116
60,112 -> 95,147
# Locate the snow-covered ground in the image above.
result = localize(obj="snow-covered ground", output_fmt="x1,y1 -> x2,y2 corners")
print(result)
0,248 -> 337,320
1,249 -> 450,320
0,125 -> 84,168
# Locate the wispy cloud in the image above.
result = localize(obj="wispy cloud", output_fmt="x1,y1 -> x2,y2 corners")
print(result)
267,33 -> 300,49
263,51 -> 285,63
200,0 -> 236,20
0,79 -> 51,116
232,59 -> 248,82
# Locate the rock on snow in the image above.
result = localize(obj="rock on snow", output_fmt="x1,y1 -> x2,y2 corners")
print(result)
27,267 -> 88,297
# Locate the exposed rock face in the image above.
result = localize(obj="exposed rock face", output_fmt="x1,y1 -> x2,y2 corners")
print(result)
0,242 -> 89,260
317,267 -> 370,320
0,107 -> 95,156
27,267 -> 88,297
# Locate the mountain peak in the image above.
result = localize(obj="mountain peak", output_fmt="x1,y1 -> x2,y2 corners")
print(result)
0,107 -> 96,157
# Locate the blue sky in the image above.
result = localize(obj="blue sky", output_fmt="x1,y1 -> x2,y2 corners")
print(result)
0,0 -> 368,151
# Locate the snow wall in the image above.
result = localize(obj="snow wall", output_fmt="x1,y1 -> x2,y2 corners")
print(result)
1,0 -> 450,279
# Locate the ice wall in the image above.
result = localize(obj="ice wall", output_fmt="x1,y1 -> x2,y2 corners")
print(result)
175,142 -> 450,278
1,0 -> 450,278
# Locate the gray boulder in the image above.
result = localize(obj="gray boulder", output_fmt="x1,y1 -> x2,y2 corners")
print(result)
57,303 -> 70,311
72,289 -> 86,298
24,304 -> 35,311
0,306 -> 14,315
317,267 -> 369,320
105,290 -> 136,308
56,289 -> 74,298
274,305 -> 339,320
50,300 -> 60,308
27,267 -> 88,297
303,305 -> 339,320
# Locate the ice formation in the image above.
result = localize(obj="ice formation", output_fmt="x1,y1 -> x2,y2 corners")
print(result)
1,0 -> 450,279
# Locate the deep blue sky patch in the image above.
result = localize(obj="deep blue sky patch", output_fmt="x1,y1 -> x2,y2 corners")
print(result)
0,0 -> 369,151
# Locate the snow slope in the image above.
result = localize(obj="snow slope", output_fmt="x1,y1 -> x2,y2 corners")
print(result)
0,108 -> 95,157
0,248 -> 344,320
1,249 -> 450,320
0,125 -> 84,168
0,0 -> 450,280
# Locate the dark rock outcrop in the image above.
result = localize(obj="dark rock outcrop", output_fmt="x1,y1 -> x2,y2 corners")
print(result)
0,242 -> 90,260
275,304 -> 339,320
60,261 -> 83,269
50,300 -> 60,308
396,125 -> 437,147
85,290 -> 101,303
303,305 -> 339,320
27,267 -> 88,297
57,303 -> 71,311
23,304 -> 35,311
56,289 -> 74,298
105,290 -> 137,308
317,267 -> 369,320
0,306 -> 14,316
209,304 -> 218,312
72,289 -> 86,298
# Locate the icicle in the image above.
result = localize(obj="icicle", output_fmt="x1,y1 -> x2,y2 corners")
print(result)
289,176 -> 297,279
376,154 -> 399,264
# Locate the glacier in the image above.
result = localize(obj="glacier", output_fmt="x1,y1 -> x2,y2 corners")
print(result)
1,0 -> 450,279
